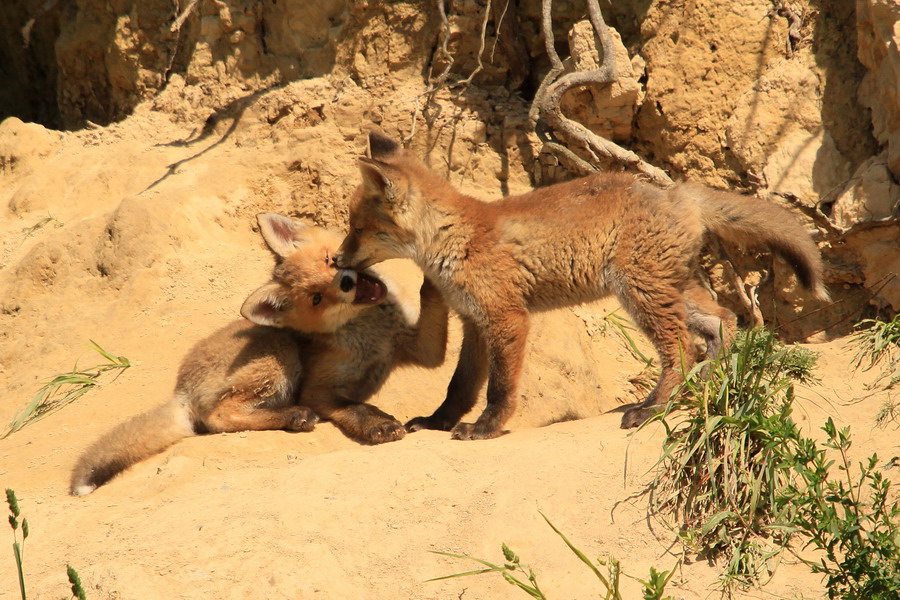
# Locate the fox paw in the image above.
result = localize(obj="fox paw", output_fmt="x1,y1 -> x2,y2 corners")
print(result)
362,418 -> 406,444
450,422 -> 504,441
620,406 -> 657,429
405,415 -> 455,432
287,407 -> 319,432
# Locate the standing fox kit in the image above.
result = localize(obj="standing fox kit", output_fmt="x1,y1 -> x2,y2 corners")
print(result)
335,132 -> 828,438
70,213 -> 448,495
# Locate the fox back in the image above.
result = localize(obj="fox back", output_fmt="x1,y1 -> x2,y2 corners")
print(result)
339,145 -> 825,309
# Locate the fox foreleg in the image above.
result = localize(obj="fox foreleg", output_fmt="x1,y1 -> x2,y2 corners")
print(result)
302,385 -> 406,444
450,310 -> 529,440
406,318 -> 488,433
397,279 -> 449,368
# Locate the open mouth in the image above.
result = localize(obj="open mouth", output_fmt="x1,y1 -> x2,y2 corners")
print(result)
353,272 -> 387,304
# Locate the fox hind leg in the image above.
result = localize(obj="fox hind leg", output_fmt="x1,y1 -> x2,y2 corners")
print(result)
684,282 -> 737,364
617,284 -> 696,429
203,342 -> 316,434
205,393 -> 318,433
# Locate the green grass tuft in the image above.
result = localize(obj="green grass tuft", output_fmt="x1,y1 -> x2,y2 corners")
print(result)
648,327 -> 818,589
851,314 -> 900,390
649,326 -> 900,597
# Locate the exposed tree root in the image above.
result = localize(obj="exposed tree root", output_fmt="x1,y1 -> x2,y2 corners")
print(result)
531,0 -> 674,187
405,0 -> 455,143
770,0 -> 803,57
170,0 -> 200,33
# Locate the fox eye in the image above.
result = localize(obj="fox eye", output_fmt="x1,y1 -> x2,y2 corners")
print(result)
312,293 -> 322,306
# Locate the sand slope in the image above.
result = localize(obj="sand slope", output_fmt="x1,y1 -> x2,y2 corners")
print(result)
0,90 -> 897,600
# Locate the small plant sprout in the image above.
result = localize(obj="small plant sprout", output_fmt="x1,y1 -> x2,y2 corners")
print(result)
429,513 -> 677,600
429,543 -> 547,599
875,397 -> 900,428
67,564 -> 87,600
7,488 -> 29,600
20,215 -> 61,244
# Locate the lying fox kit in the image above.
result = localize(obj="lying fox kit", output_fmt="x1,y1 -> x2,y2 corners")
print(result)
70,213 -> 448,495
335,132 -> 828,439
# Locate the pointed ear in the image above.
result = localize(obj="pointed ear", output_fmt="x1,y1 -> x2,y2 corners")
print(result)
241,282 -> 291,327
257,213 -> 309,258
368,131 -> 400,161
358,158 -> 397,202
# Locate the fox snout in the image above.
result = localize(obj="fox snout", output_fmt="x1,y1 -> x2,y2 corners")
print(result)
334,250 -> 370,271
335,231 -> 367,269
333,252 -> 351,269
336,268 -> 387,305
339,270 -> 357,292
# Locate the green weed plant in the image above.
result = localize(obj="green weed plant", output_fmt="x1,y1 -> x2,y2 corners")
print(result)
776,419 -> 900,600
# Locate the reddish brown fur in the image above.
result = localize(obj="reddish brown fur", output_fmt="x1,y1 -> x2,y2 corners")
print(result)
336,133 -> 827,438
70,320 -> 315,496
70,214 -> 448,495
245,219 -> 449,444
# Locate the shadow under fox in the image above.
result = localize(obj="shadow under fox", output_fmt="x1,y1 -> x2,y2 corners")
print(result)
335,132 -> 829,439
70,213 -> 448,496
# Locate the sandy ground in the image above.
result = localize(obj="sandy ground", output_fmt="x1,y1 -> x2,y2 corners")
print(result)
0,106 -> 897,600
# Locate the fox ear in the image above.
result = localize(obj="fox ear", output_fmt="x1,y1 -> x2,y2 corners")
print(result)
257,213 -> 309,258
358,158 -> 399,203
368,132 -> 400,161
241,282 -> 292,327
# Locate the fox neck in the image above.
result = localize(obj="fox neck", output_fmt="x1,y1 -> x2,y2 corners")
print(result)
301,301 -> 384,340
409,191 -> 480,281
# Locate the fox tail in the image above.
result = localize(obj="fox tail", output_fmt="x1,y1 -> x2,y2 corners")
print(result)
69,396 -> 195,496
683,183 -> 830,302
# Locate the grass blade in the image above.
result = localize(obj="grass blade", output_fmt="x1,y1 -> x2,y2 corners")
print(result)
540,512 -> 610,588
3,342 -> 131,439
